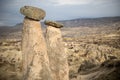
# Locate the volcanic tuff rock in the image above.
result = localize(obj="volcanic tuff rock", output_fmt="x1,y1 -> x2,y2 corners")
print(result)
20,5 -> 52,80
22,17 -> 52,80
44,20 -> 63,28
20,6 -> 46,21
45,24 -> 69,80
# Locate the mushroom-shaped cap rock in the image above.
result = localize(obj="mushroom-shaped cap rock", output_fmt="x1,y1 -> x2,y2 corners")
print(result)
44,20 -> 63,28
20,6 -> 46,21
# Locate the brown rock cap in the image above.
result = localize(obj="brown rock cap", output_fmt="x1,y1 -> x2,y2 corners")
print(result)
20,6 -> 46,21
44,20 -> 63,28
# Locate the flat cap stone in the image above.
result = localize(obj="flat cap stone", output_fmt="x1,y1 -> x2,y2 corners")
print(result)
44,20 -> 63,28
20,6 -> 46,21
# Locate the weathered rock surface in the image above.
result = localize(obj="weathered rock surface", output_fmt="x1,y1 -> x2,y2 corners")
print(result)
20,6 -> 46,21
45,25 -> 69,80
101,59 -> 120,68
44,20 -> 63,28
76,59 -> 120,80
22,17 -> 52,80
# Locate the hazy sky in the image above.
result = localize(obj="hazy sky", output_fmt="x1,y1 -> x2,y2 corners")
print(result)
0,0 -> 120,26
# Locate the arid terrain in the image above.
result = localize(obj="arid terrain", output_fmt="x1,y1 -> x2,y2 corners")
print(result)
0,17 -> 120,80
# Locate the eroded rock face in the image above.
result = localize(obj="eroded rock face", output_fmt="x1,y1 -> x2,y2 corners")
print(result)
101,59 -> 120,68
45,25 -> 69,80
20,6 -> 46,21
69,59 -> 120,80
22,17 -> 52,80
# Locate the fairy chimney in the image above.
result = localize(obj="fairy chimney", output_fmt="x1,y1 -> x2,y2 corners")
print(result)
45,20 -> 69,80
20,6 -> 52,80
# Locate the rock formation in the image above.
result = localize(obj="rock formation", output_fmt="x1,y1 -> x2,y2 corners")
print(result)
76,59 -> 120,80
20,6 -> 45,21
45,20 -> 69,80
20,6 -> 52,80
44,20 -> 63,28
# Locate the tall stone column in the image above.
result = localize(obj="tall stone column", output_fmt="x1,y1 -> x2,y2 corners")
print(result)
20,6 -> 52,80
45,20 -> 69,80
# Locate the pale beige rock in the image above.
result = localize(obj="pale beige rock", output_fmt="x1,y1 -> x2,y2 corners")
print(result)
45,25 -> 69,80
22,17 -> 52,80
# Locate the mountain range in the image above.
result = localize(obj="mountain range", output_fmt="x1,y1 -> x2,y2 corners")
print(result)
0,17 -> 120,39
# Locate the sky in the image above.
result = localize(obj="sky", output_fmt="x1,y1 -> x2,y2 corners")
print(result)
0,0 -> 120,26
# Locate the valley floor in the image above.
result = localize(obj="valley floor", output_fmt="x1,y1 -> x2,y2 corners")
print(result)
0,25 -> 120,80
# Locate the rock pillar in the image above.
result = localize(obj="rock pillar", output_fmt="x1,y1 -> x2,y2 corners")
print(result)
20,6 -> 52,80
45,20 -> 69,80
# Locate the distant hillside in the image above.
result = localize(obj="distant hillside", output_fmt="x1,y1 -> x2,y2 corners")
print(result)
59,17 -> 120,27
0,24 -> 22,39
0,17 -> 120,39
14,17 -> 120,28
